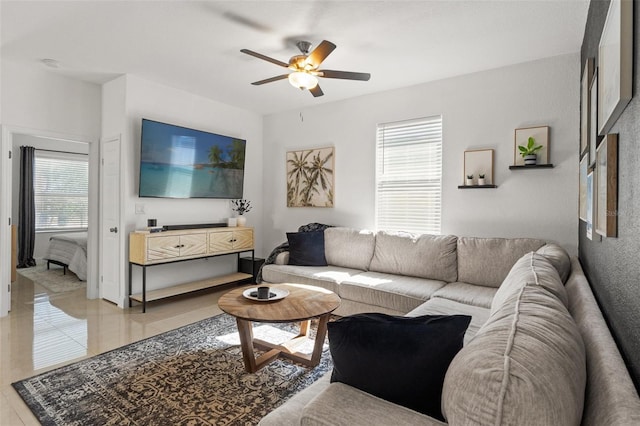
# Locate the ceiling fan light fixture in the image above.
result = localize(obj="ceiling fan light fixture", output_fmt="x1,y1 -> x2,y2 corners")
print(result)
288,71 -> 318,90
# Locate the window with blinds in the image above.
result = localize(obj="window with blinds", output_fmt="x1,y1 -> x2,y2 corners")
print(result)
375,116 -> 443,235
34,151 -> 89,231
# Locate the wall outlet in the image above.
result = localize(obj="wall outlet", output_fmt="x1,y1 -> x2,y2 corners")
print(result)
135,203 -> 146,214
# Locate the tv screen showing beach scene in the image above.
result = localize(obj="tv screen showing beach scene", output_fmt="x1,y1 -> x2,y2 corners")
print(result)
139,119 -> 246,199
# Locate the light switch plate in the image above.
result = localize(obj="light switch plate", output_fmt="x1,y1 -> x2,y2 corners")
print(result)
135,203 -> 145,214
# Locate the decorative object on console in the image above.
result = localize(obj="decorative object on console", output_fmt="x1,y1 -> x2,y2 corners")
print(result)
513,126 -> 549,166
286,147 -> 334,207
595,134 -> 618,238
231,199 -> 252,226
478,174 -> 485,185
598,0 -> 633,135
328,313 -> 471,421
286,231 -> 328,266
227,217 -> 237,227
461,149 -> 496,188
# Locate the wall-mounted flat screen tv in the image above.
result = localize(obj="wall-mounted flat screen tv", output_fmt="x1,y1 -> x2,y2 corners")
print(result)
139,119 -> 246,199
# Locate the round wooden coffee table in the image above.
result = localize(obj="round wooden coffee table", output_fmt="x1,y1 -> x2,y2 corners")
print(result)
218,283 -> 340,373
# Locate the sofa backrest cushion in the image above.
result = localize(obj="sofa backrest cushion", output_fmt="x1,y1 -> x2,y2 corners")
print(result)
442,253 -> 586,426
491,252 -> 569,315
369,231 -> 458,282
536,243 -> 571,283
324,227 -> 376,271
457,237 -> 546,287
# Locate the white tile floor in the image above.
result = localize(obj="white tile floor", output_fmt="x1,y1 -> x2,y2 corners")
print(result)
0,272 -> 227,425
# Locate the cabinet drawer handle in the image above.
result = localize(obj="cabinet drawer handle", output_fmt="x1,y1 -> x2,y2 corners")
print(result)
175,244 -> 185,248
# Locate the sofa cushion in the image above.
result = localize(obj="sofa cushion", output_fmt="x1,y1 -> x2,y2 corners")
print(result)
431,282 -> 497,309
300,381 -> 447,426
536,243 -> 571,283
491,252 -> 569,315
339,272 -> 446,314
369,231 -> 457,282
324,227 -> 376,271
442,254 -> 586,425
287,231 -> 327,266
457,236 -> 546,287
408,297 -> 490,345
329,313 -> 471,421
260,264 -> 362,294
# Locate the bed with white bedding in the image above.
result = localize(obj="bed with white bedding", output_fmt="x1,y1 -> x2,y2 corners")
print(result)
43,232 -> 88,281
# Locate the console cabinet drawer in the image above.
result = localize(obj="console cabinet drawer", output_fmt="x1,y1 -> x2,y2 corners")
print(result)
208,228 -> 254,253
147,233 -> 207,261
130,227 -> 254,265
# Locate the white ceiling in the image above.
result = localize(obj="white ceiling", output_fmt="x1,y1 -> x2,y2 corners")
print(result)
1,1 -> 589,116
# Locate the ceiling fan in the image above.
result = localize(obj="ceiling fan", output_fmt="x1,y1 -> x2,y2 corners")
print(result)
240,40 -> 371,97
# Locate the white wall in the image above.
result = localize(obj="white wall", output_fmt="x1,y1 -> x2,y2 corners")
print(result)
1,58 -> 101,311
262,53 -> 579,254
1,59 -> 101,139
104,74 -> 264,304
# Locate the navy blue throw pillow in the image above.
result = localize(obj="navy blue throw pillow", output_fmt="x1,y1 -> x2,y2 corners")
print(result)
328,313 -> 471,421
286,231 -> 327,266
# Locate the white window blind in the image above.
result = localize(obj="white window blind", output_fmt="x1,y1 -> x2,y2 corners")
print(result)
375,116 -> 443,235
34,151 -> 89,231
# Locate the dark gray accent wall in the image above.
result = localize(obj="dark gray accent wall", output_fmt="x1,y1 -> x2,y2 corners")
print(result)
580,0 -> 640,391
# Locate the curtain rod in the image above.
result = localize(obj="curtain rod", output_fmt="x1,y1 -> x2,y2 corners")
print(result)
34,148 -> 88,156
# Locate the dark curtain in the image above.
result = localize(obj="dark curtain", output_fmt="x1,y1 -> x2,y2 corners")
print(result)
17,146 -> 36,268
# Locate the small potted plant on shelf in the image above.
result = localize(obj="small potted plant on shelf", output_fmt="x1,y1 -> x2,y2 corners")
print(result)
478,173 -> 486,185
466,174 -> 474,186
518,137 -> 543,165
231,199 -> 252,227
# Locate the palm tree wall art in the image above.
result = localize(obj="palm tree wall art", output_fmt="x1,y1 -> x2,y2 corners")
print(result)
286,147 -> 334,207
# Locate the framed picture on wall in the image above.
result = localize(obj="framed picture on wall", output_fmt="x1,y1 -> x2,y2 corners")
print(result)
286,146 -> 335,208
513,126 -> 549,166
589,69 -> 599,165
463,149 -> 494,185
579,154 -> 588,222
580,58 -> 594,157
586,168 -> 594,240
595,134 -> 618,237
598,0 -> 633,135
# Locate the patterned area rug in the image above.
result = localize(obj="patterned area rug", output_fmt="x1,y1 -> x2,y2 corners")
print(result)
12,313 -> 333,425
17,260 -> 85,293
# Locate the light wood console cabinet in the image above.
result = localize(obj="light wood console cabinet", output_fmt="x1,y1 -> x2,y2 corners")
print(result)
129,227 -> 254,312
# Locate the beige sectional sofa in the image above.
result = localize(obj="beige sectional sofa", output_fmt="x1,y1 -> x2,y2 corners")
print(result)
260,228 -> 640,425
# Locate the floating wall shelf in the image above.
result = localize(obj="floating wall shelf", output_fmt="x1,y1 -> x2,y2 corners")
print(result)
458,185 -> 498,189
509,164 -> 554,170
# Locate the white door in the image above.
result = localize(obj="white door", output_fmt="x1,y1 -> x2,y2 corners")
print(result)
0,129 -> 11,315
99,137 -> 121,304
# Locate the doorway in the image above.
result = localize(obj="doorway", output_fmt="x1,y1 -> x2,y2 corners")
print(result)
3,127 -> 98,311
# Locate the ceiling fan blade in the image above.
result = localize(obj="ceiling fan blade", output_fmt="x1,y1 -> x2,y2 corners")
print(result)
240,49 -> 289,68
309,84 -> 324,97
251,74 -> 290,85
307,40 -> 336,67
319,70 -> 371,81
